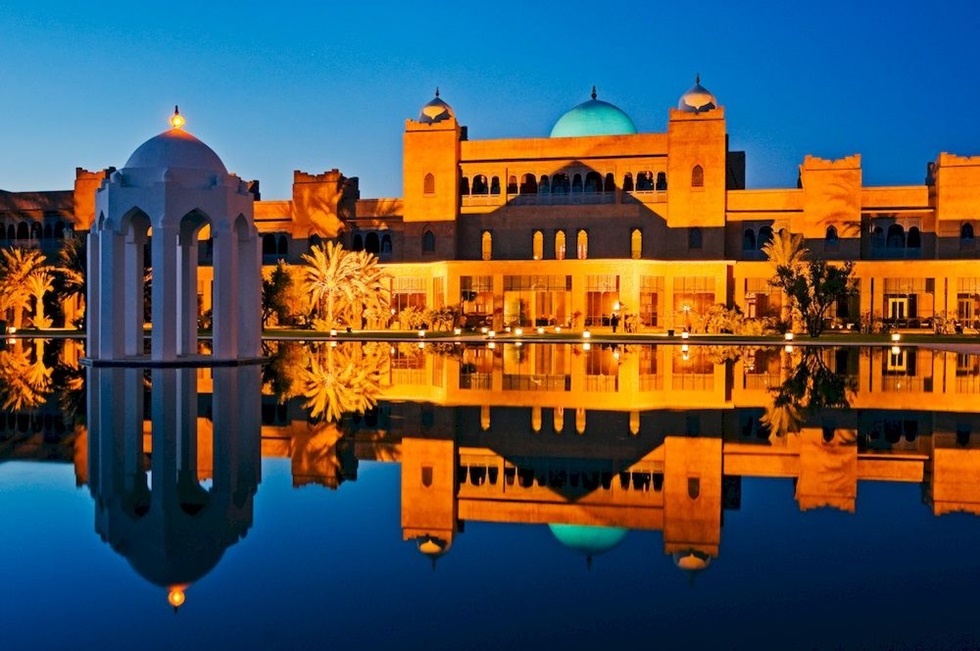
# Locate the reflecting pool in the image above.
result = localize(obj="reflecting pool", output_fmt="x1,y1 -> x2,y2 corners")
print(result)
2,338 -> 980,650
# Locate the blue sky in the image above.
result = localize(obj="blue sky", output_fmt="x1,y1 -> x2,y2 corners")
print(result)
1,0 -> 979,200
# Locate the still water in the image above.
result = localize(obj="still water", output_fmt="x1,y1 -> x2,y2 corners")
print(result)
2,338 -> 980,650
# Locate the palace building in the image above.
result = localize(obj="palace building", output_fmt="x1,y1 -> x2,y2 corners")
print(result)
2,78 -> 980,331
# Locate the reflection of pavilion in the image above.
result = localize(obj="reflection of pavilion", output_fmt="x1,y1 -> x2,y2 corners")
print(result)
87,365 -> 261,609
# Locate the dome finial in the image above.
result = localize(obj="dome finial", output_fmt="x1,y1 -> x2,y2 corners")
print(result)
696,73 -> 701,85
435,86 -> 440,98
170,105 -> 185,130
591,85 -> 597,100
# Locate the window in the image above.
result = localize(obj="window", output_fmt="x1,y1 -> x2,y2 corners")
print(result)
688,227 -> 702,250
490,176 -> 501,195
656,172 -> 668,191
604,173 -> 615,192
886,224 -> 905,248
631,228 -> 642,259
623,173 -> 634,192
907,226 -> 921,249
742,228 -> 756,251
758,226 -> 773,248
365,232 -> 380,254
962,222 -> 975,245
636,171 -> 653,191
585,171 -> 602,193
506,175 -> 518,194
691,165 -> 704,187
572,173 -> 583,193
423,173 -> 435,195
539,175 -> 550,194
473,175 -> 489,195
460,176 -> 470,195
481,231 -> 492,261
577,229 -> 588,259
826,225 -> 839,249
532,230 -> 543,260
520,174 -> 537,194
555,230 -> 566,261
422,230 -> 435,253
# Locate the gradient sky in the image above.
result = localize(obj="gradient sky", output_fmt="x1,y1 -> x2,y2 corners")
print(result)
1,1 -> 979,201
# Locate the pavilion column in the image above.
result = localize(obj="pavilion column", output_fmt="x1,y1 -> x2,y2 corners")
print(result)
97,228 -> 126,360
236,229 -> 261,357
212,226 -> 239,359
176,232 -> 199,356
86,230 -> 101,358
151,225 -> 179,361
123,232 -> 146,357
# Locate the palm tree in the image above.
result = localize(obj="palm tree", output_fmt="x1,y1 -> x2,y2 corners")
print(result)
54,234 -> 87,326
300,241 -> 389,328
26,271 -> 54,329
762,229 -> 808,271
0,248 -> 55,328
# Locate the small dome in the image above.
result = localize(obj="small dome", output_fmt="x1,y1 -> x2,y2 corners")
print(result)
125,128 -> 228,175
677,75 -> 717,113
550,87 -> 637,138
418,88 -> 455,124
416,535 -> 451,558
672,549 -> 712,572
548,523 -> 629,556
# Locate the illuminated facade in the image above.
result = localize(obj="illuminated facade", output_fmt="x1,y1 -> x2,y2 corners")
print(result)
2,79 -> 980,330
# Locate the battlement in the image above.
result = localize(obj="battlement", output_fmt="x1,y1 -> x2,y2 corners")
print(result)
801,154 -> 861,170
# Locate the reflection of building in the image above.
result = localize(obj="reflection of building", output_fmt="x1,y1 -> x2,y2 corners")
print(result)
4,79 -> 980,331
86,365 -> 261,609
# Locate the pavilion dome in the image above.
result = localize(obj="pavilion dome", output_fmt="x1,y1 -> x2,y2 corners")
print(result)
124,108 -> 228,174
548,523 -> 629,556
550,87 -> 637,138
677,75 -> 717,113
418,88 -> 455,124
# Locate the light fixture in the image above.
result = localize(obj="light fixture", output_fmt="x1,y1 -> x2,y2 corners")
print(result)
891,333 -> 901,342
582,330 -> 591,339
514,328 -> 523,336
681,331 -> 689,340
537,327 -> 545,334
784,332 -> 794,341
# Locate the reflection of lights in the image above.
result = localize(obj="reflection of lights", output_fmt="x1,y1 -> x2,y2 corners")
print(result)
891,333 -> 901,342
681,331 -> 689,340
168,588 -> 186,609
784,344 -> 794,353
891,345 -> 901,355
613,349 -> 620,360
6,326 -> 15,334
390,346 -> 395,354
784,332 -> 794,341
488,342 -> 496,350
537,327 -> 545,334
583,342 -> 591,351
682,305 -> 691,312
682,352 -> 690,361
330,341 -> 337,348
418,341 -> 425,349
515,341 -> 523,347
391,308 -> 396,315
515,328 -> 523,336
582,330 -> 591,339
681,343 -> 689,353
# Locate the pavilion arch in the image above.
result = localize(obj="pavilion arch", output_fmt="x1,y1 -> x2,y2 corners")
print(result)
7,225 -> 14,240
532,230 -> 543,260
481,231 -> 492,261
572,173 -> 583,193
459,176 -> 470,196
688,227 -> 703,250
656,172 -> 667,191
584,171 -> 602,193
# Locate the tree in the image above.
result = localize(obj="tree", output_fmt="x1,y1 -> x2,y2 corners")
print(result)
262,261 -> 293,327
771,259 -> 857,337
0,248 -> 55,328
25,271 -> 54,329
300,241 -> 389,329
53,234 -> 87,327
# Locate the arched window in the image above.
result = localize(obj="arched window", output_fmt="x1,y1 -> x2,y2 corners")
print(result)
555,230 -> 566,261
688,227 -> 702,250
691,165 -> 704,187
552,173 -> 570,194
16,222 -> 28,240
423,173 -> 435,195
585,171 -> 602,193
0,225 -> 5,241
422,230 -> 436,253
962,222 -> 975,244
520,174 -> 537,194
907,226 -> 921,249
539,175 -> 550,194
572,173 -> 583,193
886,224 -> 905,248
656,172 -> 668,191
380,233 -> 392,254
351,233 -> 364,251
506,175 -> 518,194
742,228 -> 756,251
636,171 -> 653,191
263,234 -> 277,255
481,231 -> 492,261
473,175 -> 489,195
577,229 -> 588,259
826,225 -> 839,242
7,225 -> 15,240
604,173 -> 615,192
30,222 -> 41,239
631,228 -> 642,259
309,234 -> 322,250
758,226 -> 773,248
490,176 -> 501,195
54,221 -> 65,239
365,231 -> 380,254
277,235 -> 288,256
43,223 -> 52,239
460,176 -> 470,195
871,225 -> 884,247
532,230 -> 543,260
623,172 -> 634,192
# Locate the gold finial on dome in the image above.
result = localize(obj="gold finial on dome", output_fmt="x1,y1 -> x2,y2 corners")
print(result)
435,86 -> 440,98
696,73 -> 701,85
170,105 -> 185,130
591,85 -> 597,100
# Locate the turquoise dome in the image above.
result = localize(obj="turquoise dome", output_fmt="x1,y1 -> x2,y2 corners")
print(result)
548,524 -> 629,556
550,88 -> 637,138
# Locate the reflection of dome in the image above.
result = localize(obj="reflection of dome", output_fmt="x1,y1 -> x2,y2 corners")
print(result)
416,535 -> 452,558
124,120 -> 228,175
418,88 -> 455,124
123,533 -> 228,589
677,75 -> 717,114
548,523 -> 629,556
672,549 -> 712,572
550,87 -> 637,138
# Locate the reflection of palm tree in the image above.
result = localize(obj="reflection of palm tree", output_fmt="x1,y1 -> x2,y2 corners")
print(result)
300,242 -> 389,328
261,340 -> 307,403
0,340 -> 53,410
762,348 -> 855,437
301,342 -> 387,422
